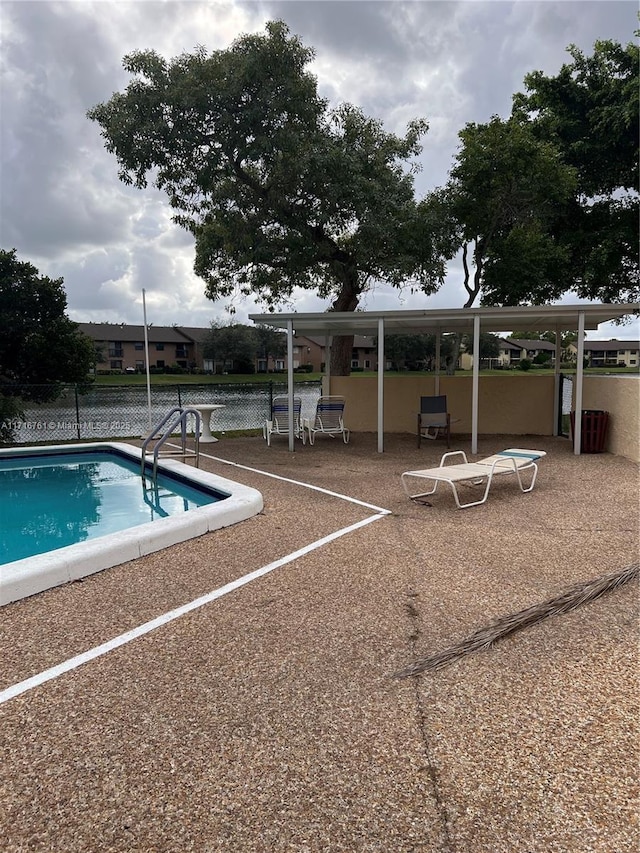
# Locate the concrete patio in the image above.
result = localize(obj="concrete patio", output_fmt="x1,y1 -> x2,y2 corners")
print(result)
1,433 -> 638,852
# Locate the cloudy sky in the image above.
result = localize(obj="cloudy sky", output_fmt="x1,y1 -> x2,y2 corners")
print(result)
2,0 -> 638,339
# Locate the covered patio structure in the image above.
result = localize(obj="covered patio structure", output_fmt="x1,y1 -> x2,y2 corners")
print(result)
249,303 -> 638,454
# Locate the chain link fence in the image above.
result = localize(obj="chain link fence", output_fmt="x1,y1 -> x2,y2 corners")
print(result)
2,381 -> 322,444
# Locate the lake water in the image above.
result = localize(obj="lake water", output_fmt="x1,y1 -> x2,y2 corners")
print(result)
8,382 -> 322,444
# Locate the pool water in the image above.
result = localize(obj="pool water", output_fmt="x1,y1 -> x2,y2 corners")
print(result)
0,452 -> 223,565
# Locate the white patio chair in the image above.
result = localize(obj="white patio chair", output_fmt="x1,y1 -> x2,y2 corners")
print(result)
263,395 -> 305,446
304,396 -> 350,445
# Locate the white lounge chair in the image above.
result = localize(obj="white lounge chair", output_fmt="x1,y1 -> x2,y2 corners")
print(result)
401,448 -> 546,509
304,396 -> 350,445
263,395 -> 305,446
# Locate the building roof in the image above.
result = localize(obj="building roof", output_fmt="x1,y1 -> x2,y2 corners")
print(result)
582,339 -> 639,352
77,322 -> 192,344
507,338 -> 558,351
175,326 -> 211,343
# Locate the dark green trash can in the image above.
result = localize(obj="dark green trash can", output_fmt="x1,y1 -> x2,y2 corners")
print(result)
569,410 -> 609,453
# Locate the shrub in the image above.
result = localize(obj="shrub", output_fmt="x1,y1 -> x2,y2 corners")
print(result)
519,358 -> 532,371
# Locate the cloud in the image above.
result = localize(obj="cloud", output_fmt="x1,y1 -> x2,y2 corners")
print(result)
1,0 -> 637,342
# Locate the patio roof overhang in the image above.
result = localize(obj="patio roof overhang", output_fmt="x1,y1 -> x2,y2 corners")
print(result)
249,303 -> 639,455
249,303 -> 638,337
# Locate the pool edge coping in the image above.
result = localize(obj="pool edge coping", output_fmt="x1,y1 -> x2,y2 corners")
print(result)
0,442 -> 263,606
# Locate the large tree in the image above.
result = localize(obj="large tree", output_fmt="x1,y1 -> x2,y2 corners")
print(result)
88,21 -> 447,374
426,115 -> 578,312
423,37 -> 638,372
0,249 -> 95,442
511,39 -> 639,304
432,38 -> 639,313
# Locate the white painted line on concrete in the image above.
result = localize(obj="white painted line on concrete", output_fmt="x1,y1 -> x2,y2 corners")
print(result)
0,512 -> 386,705
179,444 -> 392,515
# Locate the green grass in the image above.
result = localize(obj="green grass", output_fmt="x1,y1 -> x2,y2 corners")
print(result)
91,373 -> 323,386
89,365 -> 637,386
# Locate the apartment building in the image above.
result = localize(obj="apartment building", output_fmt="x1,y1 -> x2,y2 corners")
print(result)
502,338 -> 558,365
572,340 -> 640,368
77,323 -> 196,372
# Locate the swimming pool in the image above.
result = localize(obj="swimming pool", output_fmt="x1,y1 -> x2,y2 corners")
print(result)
0,442 -> 263,606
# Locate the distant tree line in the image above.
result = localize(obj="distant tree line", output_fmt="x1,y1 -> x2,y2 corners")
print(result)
202,322 -> 287,374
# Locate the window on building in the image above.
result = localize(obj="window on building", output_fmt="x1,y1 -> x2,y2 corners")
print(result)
110,360 -> 122,370
156,360 -> 165,368
134,342 -> 144,350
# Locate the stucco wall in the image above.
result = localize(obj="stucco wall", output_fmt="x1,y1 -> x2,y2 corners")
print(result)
326,375 -> 556,437
579,376 -> 640,462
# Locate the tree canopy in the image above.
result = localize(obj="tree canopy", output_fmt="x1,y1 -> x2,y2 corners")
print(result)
511,39 -> 639,304
203,322 -> 257,374
427,37 -> 639,311
88,20 -> 447,373
432,116 -> 577,309
0,249 -> 95,441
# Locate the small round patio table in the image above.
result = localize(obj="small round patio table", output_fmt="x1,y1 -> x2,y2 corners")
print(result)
188,404 -> 225,443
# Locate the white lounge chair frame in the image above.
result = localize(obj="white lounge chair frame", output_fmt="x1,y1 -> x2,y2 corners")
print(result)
304,396 -> 350,445
263,395 -> 305,446
401,448 -> 546,509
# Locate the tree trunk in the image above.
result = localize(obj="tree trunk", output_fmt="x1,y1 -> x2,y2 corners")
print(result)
445,239 -> 483,374
445,335 -> 461,375
329,268 -> 361,375
330,335 -> 354,375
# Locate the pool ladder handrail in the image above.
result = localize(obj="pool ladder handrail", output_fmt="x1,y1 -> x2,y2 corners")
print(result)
141,406 -> 201,482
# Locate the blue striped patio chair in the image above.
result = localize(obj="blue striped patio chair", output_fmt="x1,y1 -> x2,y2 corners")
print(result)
263,395 -> 305,446
304,396 -> 350,445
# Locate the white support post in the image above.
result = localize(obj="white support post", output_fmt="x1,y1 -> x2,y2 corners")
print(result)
378,318 -> 385,453
553,325 -> 561,436
435,330 -> 441,395
574,313 -> 585,455
471,314 -> 480,454
142,289 -> 152,432
287,320 -> 295,452
325,334 -> 331,394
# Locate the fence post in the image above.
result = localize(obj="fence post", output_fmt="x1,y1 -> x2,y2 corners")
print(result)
74,386 -> 81,439
177,384 -> 182,408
